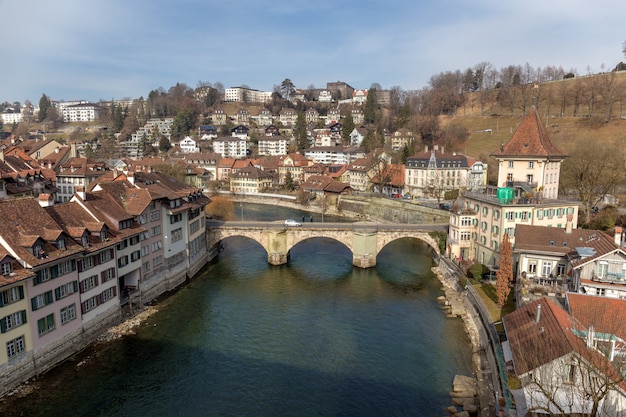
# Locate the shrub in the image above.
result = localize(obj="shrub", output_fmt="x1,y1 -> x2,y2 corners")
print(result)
468,263 -> 489,281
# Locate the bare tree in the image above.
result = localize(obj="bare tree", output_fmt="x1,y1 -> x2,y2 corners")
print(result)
559,138 -> 626,224
496,233 -> 512,307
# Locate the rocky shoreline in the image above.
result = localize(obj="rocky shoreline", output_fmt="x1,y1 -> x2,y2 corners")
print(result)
434,264 -> 489,417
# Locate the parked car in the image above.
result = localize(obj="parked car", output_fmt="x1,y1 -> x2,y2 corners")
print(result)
439,202 -> 451,211
284,219 -> 302,227
391,193 -> 401,198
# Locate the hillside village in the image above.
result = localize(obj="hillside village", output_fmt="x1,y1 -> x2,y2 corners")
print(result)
2,76 -> 626,415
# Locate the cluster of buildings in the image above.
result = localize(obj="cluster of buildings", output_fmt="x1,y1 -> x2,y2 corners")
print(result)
441,108 -> 626,415
0,164 -> 210,395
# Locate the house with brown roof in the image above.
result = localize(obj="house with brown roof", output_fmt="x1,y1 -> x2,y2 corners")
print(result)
450,109 -> 579,267
503,297 -> 626,416
55,157 -> 108,203
229,165 -> 273,194
0,198 -> 86,374
513,223 -> 626,304
277,153 -> 310,185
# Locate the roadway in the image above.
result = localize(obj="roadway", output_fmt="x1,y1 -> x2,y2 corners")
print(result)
206,219 -> 448,232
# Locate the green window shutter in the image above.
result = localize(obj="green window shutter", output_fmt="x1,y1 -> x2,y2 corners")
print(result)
21,310 -> 27,324
47,314 -> 54,328
55,288 -> 61,301
0,317 -> 7,333
18,286 -> 24,300
38,318 -> 45,334
31,297 -> 38,311
44,291 -> 53,305
0,295 -> 3,308
73,281 -> 78,293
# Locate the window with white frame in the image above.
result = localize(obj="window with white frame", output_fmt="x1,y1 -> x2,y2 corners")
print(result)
542,261 -> 552,277
597,261 -> 608,279
60,304 -> 76,324
37,313 -> 55,336
1,310 -> 26,333
171,228 -> 183,243
528,261 -> 537,275
6,335 -> 25,358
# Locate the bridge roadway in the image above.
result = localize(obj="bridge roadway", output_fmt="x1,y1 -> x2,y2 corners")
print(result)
206,220 -> 448,268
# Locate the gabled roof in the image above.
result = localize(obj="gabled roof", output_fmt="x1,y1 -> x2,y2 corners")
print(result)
514,225 -> 618,262
491,107 -> 567,159
567,293 -> 626,343
230,165 -> 273,180
503,297 -> 588,376
0,198 -> 82,267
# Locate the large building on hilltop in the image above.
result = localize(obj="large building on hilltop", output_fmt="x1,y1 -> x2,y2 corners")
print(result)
447,108 -> 579,266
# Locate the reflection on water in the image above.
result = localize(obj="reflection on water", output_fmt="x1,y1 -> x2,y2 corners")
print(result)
0,210 -> 472,417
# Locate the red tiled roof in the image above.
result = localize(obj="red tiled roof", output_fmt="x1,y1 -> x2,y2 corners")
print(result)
567,293 -> 626,342
491,107 -> 567,159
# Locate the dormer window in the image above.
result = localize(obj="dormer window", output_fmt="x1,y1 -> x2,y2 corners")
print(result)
82,236 -> 89,247
1,261 -> 12,276
100,230 -> 107,242
57,238 -> 66,250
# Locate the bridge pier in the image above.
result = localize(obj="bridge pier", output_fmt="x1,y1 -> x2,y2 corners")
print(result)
268,252 -> 288,266
353,253 -> 376,268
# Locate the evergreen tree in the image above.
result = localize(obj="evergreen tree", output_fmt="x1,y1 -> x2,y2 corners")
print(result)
171,107 -> 196,140
342,113 -> 355,145
159,135 -> 172,154
363,88 -> 378,125
293,111 -> 308,151
496,233 -> 513,308
38,94 -> 51,123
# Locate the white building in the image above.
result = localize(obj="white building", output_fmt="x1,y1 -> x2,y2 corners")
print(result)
224,87 -> 272,103
212,137 -> 247,158
61,103 -> 101,122
179,136 -> 199,153
257,136 -> 290,156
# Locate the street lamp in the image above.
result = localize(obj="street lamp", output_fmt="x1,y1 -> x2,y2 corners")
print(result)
240,202 -> 244,221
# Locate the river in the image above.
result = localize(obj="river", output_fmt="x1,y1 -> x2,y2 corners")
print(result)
0,203 -> 472,417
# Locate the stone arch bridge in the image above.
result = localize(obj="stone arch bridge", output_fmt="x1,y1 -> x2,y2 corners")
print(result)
206,221 -> 447,268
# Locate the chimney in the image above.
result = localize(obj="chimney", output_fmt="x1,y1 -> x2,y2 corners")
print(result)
535,304 -> 542,324
70,142 -> 78,158
75,186 -> 86,201
565,214 -> 573,234
127,172 -> 135,185
586,325 -> 594,348
614,226 -> 623,246
424,145 -> 428,152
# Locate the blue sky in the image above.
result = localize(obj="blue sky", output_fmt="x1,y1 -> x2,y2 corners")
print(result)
1,0 -> 625,104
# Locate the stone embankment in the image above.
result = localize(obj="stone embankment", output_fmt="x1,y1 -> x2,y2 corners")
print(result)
434,263 -> 492,417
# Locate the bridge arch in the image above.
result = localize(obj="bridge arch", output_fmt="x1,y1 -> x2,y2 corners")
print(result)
375,231 -> 440,258
206,222 -> 445,269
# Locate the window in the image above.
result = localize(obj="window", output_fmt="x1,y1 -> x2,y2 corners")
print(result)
101,287 -> 117,303
542,261 -> 552,277
141,245 -> 150,256
143,262 -> 150,273
152,240 -> 163,252
100,249 -> 113,263
79,257 -> 94,271
1,262 -> 13,276
101,268 -> 115,283
118,256 -> 129,268
60,304 -> 76,324
37,313 -> 55,336
150,210 -> 160,221
31,291 -> 53,311
151,225 -> 161,237
1,286 -> 24,306
563,364 -> 576,384
461,217 -> 473,227
189,220 -> 200,235
6,335 -> 25,358
526,174 -> 533,184
528,161 -> 534,168
528,262 -> 537,275
34,268 -> 50,285
505,212 -> 514,221
57,238 -> 65,250
153,255 -> 163,267
1,310 -> 27,333
508,161 -> 514,168
82,296 -> 98,314
171,228 -> 183,243
129,235 -> 140,245
557,263 -> 566,276
130,251 -> 141,262
55,281 -> 78,300
460,232 -> 471,241
80,275 -> 99,293
597,262 -> 608,279
170,213 -> 183,224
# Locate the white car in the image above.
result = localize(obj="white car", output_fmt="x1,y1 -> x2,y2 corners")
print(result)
284,219 -> 302,227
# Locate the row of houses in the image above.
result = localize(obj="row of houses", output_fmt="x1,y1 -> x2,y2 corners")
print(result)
0,169 -> 211,396
439,107 -> 626,415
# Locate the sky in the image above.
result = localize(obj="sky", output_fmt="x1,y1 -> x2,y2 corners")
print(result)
1,0 -> 625,104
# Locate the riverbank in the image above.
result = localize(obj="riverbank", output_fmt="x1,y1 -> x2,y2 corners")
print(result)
434,262 -> 494,417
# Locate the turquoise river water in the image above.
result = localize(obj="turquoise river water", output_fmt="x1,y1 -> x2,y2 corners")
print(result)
0,203 -> 473,417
